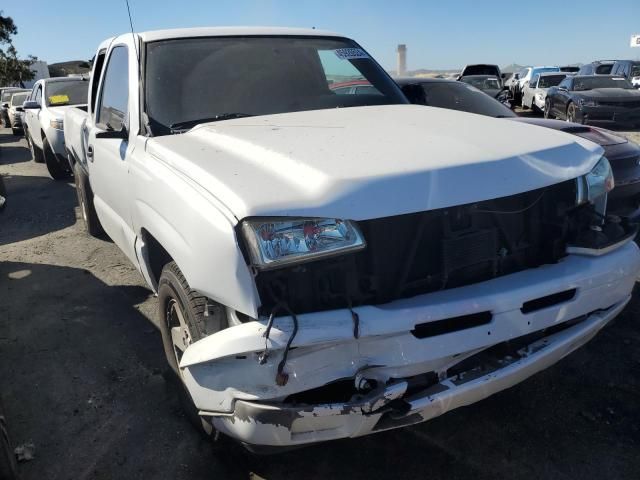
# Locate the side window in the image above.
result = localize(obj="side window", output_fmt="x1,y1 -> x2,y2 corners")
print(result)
559,78 -> 572,90
530,75 -> 539,88
97,46 -> 129,131
34,86 -> 42,105
90,49 -> 107,117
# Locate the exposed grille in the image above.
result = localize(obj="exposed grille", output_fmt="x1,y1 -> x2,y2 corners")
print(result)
255,180 -> 578,316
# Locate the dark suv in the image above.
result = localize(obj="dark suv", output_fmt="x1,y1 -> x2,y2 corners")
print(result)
611,60 -> 640,88
577,60 -> 616,76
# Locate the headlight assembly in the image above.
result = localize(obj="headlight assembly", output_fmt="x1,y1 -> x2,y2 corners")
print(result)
241,217 -> 366,270
576,156 -> 614,214
50,118 -> 64,130
579,99 -> 597,107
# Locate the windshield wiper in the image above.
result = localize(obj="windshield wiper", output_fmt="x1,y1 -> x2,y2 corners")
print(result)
169,113 -> 254,133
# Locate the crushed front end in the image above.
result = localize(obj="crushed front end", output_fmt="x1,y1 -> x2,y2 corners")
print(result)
180,175 -> 640,448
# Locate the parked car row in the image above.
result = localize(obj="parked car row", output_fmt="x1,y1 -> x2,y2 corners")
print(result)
1,77 -> 88,180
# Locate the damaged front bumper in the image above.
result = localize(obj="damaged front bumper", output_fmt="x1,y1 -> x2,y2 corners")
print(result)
181,240 -> 640,447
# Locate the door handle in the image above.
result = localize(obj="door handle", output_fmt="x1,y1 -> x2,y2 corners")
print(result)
87,145 -> 94,161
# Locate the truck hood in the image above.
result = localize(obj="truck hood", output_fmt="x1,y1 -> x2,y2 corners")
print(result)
147,105 -> 603,221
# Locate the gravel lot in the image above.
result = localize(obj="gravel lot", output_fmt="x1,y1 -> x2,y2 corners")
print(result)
1,122 -> 640,480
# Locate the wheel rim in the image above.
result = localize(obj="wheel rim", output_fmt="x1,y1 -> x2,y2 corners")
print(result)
166,298 -> 191,370
567,105 -> 575,122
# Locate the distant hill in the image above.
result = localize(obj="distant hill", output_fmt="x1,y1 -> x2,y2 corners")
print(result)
48,60 -> 91,77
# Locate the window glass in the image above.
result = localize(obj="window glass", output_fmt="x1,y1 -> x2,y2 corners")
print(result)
98,46 -> 129,131
11,93 -> 28,106
144,36 -> 404,135
415,81 -> 516,118
34,87 -> 42,104
595,64 -> 613,75
45,80 -> 88,106
91,50 -> 107,116
529,75 -> 540,87
573,76 -> 634,90
631,64 -> 640,77
538,74 -> 566,88
559,78 -> 572,90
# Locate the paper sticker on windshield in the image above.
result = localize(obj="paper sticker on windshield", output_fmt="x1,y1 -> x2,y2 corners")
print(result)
334,48 -> 369,60
48,94 -> 69,105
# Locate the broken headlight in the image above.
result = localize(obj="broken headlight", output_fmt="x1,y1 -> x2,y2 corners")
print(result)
241,218 -> 366,270
576,156 -> 614,210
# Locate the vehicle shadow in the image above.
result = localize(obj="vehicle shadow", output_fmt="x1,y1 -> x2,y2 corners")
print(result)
0,173 -> 77,245
0,261 -> 244,480
0,145 -> 31,164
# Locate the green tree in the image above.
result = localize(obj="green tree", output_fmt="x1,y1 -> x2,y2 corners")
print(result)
0,11 -> 36,86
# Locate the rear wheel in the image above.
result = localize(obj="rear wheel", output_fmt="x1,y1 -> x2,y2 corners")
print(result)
27,132 -> 44,163
158,261 -> 226,437
43,139 -> 72,180
73,162 -> 103,237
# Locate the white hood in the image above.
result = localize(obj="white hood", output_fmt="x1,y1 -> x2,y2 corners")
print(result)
147,105 -> 603,221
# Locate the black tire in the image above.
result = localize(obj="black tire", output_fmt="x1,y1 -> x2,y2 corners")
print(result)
43,139 -> 72,181
73,162 -> 103,237
566,102 -> 583,124
544,98 -> 554,119
26,132 -> 44,163
158,261 -> 226,437
0,400 -> 18,480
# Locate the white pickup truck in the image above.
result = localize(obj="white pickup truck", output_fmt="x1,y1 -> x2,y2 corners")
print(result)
64,27 -> 640,450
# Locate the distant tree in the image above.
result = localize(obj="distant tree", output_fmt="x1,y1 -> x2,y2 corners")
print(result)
0,11 -> 36,86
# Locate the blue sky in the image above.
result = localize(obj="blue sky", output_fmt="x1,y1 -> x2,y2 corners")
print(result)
5,0 -> 640,69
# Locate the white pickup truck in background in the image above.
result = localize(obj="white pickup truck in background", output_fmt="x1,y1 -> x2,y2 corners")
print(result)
23,77 -> 89,180
64,27 -> 640,450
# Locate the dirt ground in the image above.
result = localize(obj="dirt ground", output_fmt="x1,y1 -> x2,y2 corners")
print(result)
1,122 -> 640,480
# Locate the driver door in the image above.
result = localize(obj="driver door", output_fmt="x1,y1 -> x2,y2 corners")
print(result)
86,44 -> 136,263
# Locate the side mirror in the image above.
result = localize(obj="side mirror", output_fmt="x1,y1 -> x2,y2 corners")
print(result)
96,125 -> 128,140
22,101 -> 40,110
501,73 -> 506,79
16,106 -> 23,112
514,74 -> 520,80
1,103 -> 8,109
400,84 -> 426,105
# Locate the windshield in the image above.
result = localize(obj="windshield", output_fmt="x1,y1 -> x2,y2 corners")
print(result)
414,81 -> 516,118
45,80 -> 88,107
461,65 -> 500,76
460,76 -> 500,90
144,36 -> 407,135
538,74 -> 566,88
11,93 -> 28,106
2,90 -> 22,102
573,77 -> 634,91
531,67 -> 560,77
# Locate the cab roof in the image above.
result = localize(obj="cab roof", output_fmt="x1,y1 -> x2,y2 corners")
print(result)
137,26 -> 342,43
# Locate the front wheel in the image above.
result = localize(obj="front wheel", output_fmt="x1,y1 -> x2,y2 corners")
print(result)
566,103 -> 584,124
27,132 -> 44,163
158,261 -> 226,437
44,139 -> 72,180
544,98 -> 554,119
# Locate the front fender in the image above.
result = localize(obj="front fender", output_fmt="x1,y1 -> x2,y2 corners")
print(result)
130,150 -> 260,317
